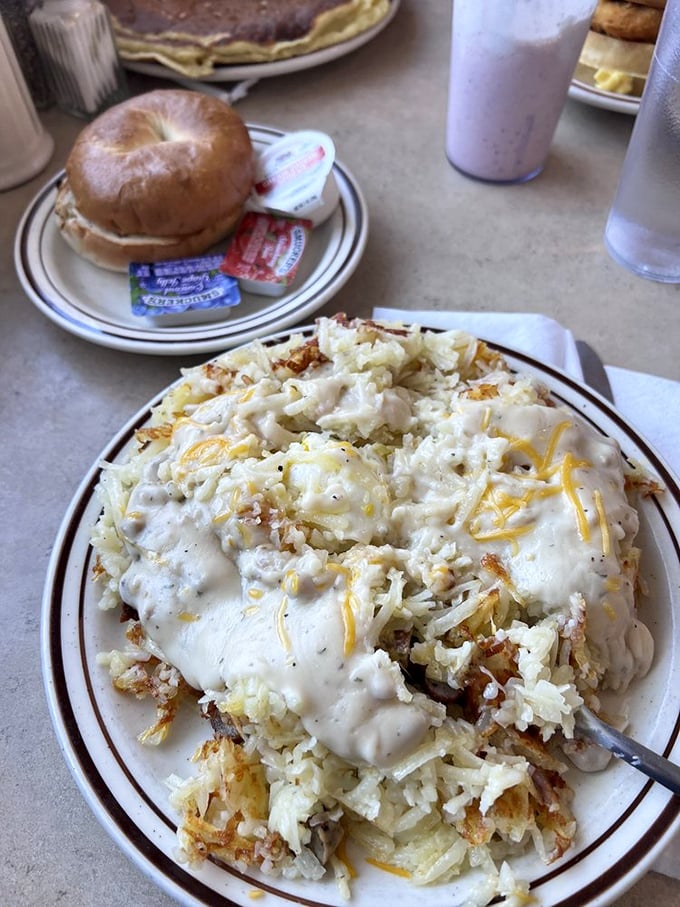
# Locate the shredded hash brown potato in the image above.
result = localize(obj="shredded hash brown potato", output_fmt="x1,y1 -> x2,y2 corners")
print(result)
92,316 -> 657,905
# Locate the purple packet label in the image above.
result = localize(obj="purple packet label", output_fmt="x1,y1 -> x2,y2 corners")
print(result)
130,255 -> 241,318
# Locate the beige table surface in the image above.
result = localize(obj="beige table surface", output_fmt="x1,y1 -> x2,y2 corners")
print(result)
2,2 -> 679,905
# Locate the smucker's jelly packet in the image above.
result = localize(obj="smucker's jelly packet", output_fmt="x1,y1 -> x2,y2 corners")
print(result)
247,130 -> 339,227
220,212 -> 312,297
129,255 -> 241,325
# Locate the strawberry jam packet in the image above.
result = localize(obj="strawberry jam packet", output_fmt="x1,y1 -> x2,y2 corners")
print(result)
220,212 -> 312,297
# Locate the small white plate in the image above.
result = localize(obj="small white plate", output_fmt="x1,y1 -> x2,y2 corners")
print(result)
122,0 -> 400,83
14,125 -> 368,356
569,74 -> 640,116
41,330 -> 680,907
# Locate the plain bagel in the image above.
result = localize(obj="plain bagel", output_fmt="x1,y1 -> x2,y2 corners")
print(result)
55,89 -> 255,271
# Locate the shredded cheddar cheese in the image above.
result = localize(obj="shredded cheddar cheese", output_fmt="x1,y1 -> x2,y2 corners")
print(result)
179,436 -> 231,468
366,858 -> 412,878
560,452 -> 591,542
594,489 -> 611,557
342,590 -> 358,656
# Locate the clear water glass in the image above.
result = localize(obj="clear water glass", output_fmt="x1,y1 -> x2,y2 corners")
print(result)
604,0 -> 680,282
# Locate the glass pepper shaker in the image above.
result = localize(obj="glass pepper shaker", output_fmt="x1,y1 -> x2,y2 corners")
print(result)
0,0 -> 53,109
28,0 -> 128,119
0,13 -> 53,189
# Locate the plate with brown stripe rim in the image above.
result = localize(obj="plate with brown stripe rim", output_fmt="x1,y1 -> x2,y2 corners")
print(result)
15,126 -> 368,357
41,324 -> 680,907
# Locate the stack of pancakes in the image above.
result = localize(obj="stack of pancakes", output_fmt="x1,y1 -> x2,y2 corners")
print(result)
103,0 -> 391,78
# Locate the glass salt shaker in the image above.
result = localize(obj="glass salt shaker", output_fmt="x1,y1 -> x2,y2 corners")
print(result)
28,0 -> 128,119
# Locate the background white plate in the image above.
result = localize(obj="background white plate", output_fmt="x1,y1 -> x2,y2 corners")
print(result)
14,126 -> 368,356
122,0 -> 400,83
41,329 -> 680,907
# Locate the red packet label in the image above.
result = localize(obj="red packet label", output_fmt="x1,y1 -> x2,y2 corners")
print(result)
220,212 -> 312,296
254,144 -> 326,195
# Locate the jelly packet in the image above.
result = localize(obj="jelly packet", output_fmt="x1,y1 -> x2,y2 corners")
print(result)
220,212 -> 312,297
129,255 -> 241,325
248,131 -> 339,227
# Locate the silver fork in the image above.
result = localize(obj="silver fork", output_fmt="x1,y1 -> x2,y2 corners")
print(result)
574,342 -> 680,796
574,706 -> 680,797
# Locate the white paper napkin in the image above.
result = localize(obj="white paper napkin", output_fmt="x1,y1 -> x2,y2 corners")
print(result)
373,307 -> 680,878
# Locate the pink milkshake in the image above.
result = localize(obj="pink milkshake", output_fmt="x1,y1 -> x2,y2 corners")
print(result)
446,2 -> 596,183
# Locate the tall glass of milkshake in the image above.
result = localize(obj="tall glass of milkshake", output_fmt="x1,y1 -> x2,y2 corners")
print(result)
446,0 -> 597,183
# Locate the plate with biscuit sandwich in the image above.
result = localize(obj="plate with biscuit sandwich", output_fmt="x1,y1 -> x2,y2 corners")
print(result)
14,89 -> 368,356
103,0 -> 400,82
569,0 -> 665,114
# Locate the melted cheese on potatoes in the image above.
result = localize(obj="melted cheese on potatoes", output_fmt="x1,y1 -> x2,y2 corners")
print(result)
102,318 -> 653,772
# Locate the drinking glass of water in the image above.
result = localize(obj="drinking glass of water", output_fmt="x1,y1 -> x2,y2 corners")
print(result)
604,0 -> 680,282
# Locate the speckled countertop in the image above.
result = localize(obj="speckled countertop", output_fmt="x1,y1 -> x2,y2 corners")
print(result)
1,1 -> 679,905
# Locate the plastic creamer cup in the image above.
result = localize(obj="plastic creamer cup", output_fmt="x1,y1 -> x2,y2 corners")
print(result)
248,130 -> 340,226
129,255 -> 241,325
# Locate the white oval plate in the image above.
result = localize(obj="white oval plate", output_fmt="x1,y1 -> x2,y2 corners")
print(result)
122,0 -> 400,83
14,125 -> 368,356
42,331 -> 680,907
